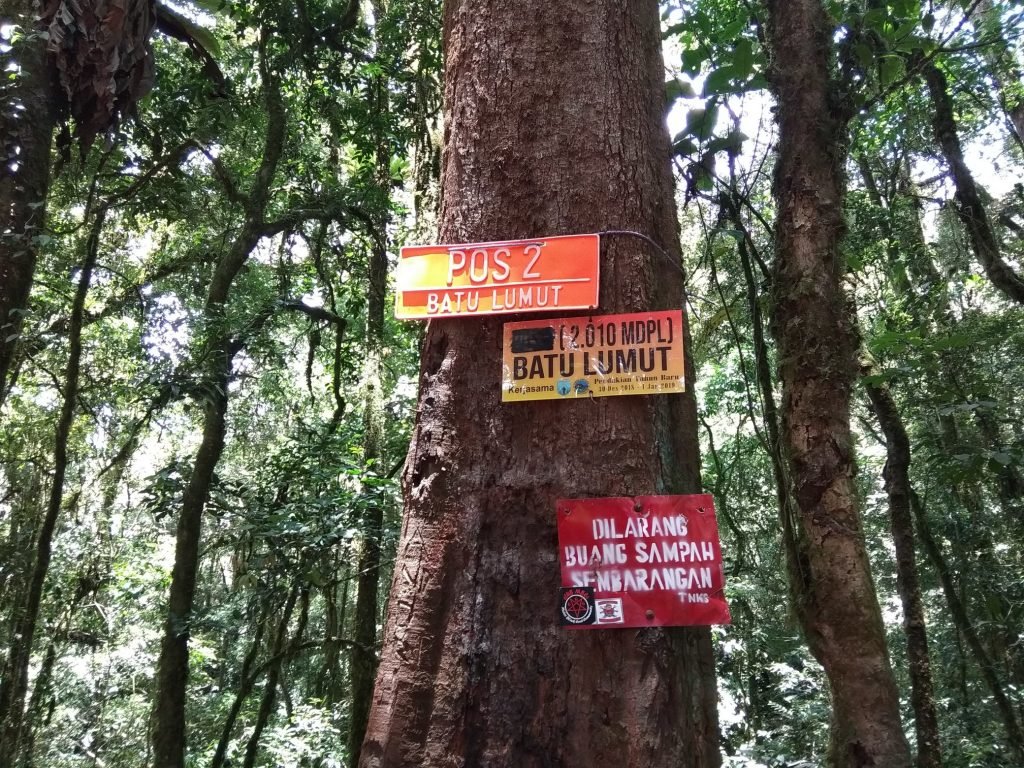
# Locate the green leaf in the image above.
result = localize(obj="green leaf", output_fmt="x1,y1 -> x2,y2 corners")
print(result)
663,21 -> 687,39
705,129 -> 747,156
673,136 -> 699,156
721,16 -> 746,40
990,452 -> 1013,466
686,103 -> 719,140
682,47 -> 704,74
704,66 -> 736,96
854,42 -> 874,71
733,39 -> 755,79
893,19 -> 918,44
666,78 -> 696,103
183,0 -> 231,13
865,8 -> 889,33
879,56 -> 901,87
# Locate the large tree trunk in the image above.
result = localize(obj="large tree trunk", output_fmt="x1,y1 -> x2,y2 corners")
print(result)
862,365 -> 943,768
359,2 -> 718,767
0,0 -> 57,405
764,1 -> 912,765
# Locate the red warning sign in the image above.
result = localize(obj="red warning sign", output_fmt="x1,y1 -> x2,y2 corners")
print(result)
556,494 -> 730,628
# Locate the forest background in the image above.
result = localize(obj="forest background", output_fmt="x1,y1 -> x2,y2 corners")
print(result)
2,0 -> 1024,766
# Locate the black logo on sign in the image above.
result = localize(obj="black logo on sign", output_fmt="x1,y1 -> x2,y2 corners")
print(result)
559,586 -> 596,626
511,327 -> 555,353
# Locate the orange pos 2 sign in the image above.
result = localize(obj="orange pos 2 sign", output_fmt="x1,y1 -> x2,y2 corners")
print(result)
394,234 -> 600,319
502,309 -> 685,402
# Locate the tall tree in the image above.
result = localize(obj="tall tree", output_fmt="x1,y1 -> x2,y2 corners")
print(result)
764,0 -> 912,764
360,2 -> 718,766
149,46 -> 287,768
862,362 -> 943,768
1,0 -> 159,404
347,70 -> 391,768
975,0 -> 1024,147
917,54 -> 1024,305
0,197 -> 103,768
0,0 -> 57,405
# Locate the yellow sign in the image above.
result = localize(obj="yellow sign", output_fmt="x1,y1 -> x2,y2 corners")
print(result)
395,234 -> 600,319
502,310 -> 685,401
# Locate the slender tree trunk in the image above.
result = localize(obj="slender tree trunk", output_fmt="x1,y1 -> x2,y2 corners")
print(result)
22,640 -> 55,767
150,339 -> 231,768
764,1 -> 911,765
348,24 -> 390,761
0,0 -> 57,406
973,406 -> 1024,525
910,490 -> 1024,757
918,56 -> 1024,305
360,3 -> 718,766
150,62 -> 286,768
862,365 -> 943,768
241,586 -> 300,768
348,271 -> 385,768
855,156 -> 914,298
726,193 -> 799,571
975,0 -> 1024,147
319,557 -> 347,704
210,603 -> 269,768
932,414 -> 1024,686
0,470 -> 40,656
0,210 -> 103,764
867,147 -> 1024,688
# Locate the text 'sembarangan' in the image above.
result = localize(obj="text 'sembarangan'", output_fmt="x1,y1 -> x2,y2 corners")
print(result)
556,494 -> 730,628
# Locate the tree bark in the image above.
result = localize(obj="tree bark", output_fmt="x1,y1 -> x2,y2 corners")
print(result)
241,586 -> 301,768
150,332 -> 232,768
862,365 -> 943,768
149,59 -> 286,768
764,1 -> 912,765
360,2 -> 718,767
0,209 -> 103,765
210,603 -> 268,768
975,0 -> 1024,148
918,56 -> 1024,305
0,0 -> 58,406
348,18 -> 391,760
910,490 -> 1024,758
